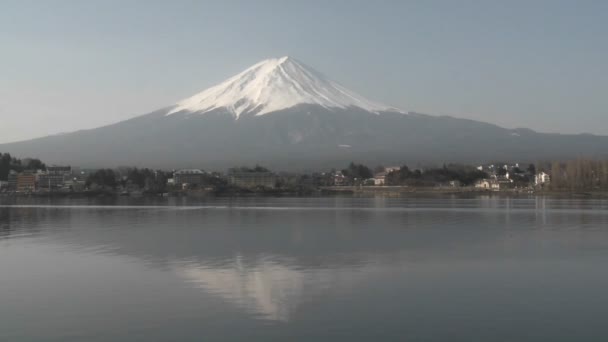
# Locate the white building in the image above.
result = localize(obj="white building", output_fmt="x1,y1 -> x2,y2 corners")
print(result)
371,166 -> 400,186
373,172 -> 387,185
535,172 -> 551,186
475,179 -> 501,190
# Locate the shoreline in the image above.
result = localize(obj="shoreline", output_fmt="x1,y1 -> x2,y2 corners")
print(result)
2,187 -> 608,199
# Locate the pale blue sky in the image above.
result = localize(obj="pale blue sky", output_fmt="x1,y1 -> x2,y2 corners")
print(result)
1,0 -> 607,143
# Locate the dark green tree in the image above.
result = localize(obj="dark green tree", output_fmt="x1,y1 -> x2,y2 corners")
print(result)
86,169 -> 117,190
342,162 -> 373,181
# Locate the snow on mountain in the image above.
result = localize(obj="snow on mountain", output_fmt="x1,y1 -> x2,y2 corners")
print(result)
168,56 -> 404,118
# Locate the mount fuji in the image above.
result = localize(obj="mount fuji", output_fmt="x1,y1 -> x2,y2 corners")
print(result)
168,56 -> 403,118
2,56 -> 608,170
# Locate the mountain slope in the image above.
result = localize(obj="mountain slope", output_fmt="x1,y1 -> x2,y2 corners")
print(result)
2,57 -> 608,170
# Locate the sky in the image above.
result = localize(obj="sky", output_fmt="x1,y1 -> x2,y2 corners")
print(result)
1,0 -> 607,143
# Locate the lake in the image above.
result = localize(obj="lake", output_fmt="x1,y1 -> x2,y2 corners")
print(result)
1,196 -> 608,341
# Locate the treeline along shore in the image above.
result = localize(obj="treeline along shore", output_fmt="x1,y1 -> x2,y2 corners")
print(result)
2,151 -> 608,197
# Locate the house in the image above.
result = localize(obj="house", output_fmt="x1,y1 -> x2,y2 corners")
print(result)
229,172 -> 277,189
475,179 -> 500,190
373,172 -> 387,185
174,169 -> 206,187
371,166 -> 400,186
491,174 -> 514,190
535,172 -> 551,186
333,171 -> 346,186
475,179 -> 490,189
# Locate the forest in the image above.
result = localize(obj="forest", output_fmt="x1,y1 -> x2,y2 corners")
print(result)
547,159 -> 608,191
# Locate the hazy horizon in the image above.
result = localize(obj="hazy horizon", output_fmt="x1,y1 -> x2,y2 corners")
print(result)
2,0 -> 607,143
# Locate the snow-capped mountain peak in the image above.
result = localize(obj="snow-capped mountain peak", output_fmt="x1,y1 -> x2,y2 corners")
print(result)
167,56 -> 404,118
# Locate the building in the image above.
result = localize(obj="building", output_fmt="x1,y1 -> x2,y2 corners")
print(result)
333,171 -> 346,186
7,171 -> 18,190
535,172 -> 551,186
229,172 -> 277,189
0,180 -> 8,190
37,166 -> 73,190
475,179 -> 500,190
63,177 -> 86,192
373,172 -> 387,186
37,173 -> 65,189
61,172 -> 86,192
173,169 -> 206,187
17,172 -> 36,192
47,166 -> 72,175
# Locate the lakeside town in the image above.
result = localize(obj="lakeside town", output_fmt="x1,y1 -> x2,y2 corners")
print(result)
3,152 -> 608,197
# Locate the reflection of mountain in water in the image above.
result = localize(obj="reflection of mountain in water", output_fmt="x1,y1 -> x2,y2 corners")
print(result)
172,255 -> 379,322
175,257 -> 306,321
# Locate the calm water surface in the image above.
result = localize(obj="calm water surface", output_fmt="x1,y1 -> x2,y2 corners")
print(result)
1,196 -> 608,341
